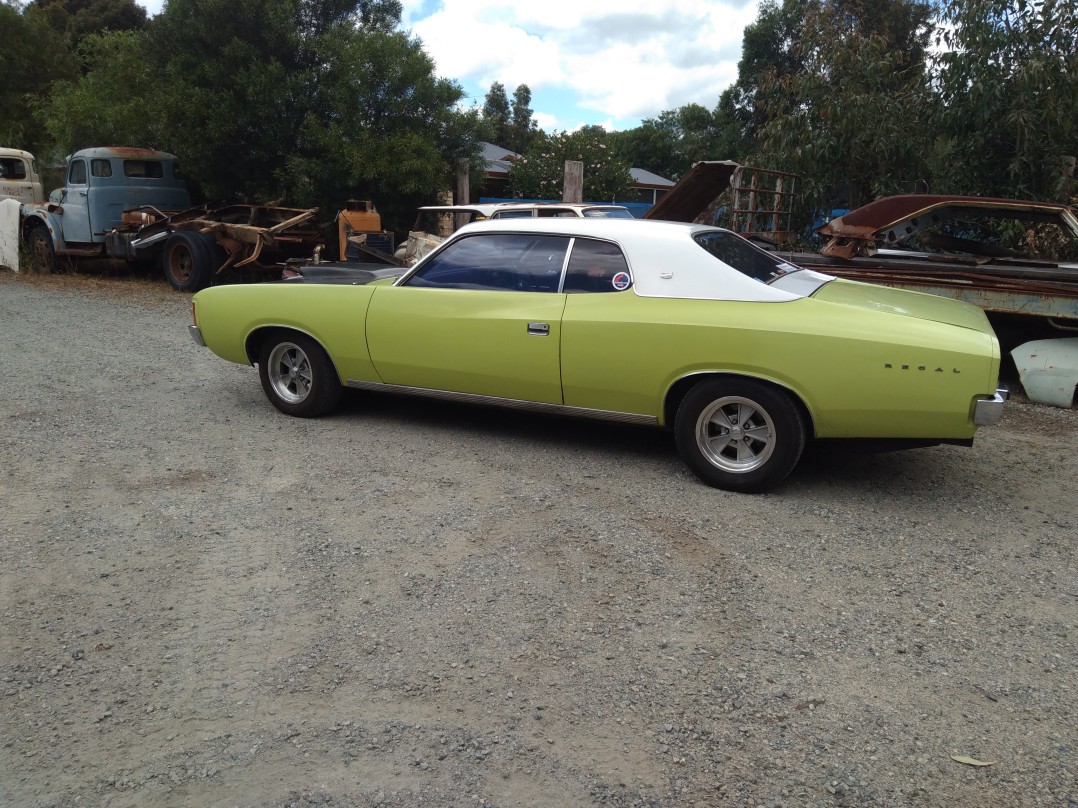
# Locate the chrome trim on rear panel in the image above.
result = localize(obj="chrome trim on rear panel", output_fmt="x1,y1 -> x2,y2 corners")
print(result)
345,380 -> 658,426
973,388 -> 1008,426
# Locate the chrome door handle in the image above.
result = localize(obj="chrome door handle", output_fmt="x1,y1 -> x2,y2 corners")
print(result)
527,322 -> 550,336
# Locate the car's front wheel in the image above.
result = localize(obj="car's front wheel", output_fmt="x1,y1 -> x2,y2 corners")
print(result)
257,333 -> 343,418
675,378 -> 806,493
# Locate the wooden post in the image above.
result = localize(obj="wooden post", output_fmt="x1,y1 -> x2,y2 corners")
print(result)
455,158 -> 471,231
563,160 -> 583,203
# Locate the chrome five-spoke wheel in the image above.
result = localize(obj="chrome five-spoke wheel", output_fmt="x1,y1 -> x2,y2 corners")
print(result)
675,378 -> 806,492
266,341 -> 314,404
257,332 -> 343,418
695,395 -> 776,473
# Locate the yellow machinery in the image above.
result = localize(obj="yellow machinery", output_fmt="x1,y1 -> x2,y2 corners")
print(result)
337,200 -> 394,261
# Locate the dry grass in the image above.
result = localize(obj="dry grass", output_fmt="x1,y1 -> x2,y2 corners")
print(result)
0,264 -> 185,304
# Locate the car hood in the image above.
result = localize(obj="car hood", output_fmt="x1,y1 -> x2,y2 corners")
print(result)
812,278 -> 992,332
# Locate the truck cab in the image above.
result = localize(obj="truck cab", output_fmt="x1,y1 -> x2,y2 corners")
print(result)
0,148 -> 44,204
22,147 -> 190,272
48,147 -> 190,245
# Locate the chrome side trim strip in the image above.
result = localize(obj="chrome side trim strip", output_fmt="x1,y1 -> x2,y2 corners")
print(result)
345,379 -> 658,427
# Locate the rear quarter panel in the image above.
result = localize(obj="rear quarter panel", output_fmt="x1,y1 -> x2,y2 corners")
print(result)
561,293 -> 999,438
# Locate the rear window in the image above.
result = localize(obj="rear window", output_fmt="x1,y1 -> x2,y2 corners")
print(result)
694,230 -> 801,283
123,160 -> 164,179
582,207 -> 634,219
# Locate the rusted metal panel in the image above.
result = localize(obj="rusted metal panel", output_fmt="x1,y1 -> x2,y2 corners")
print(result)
643,161 -> 739,223
819,195 -> 1078,260
820,195 -> 1076,239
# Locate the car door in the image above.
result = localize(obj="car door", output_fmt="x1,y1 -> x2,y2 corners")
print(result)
365,233 -> 569,404
558,237 -> 660,416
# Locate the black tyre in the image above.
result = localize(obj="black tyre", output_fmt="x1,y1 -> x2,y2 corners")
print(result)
28,225 -> 57,274
197,231 -> 227,276
162,231 -> 214,292
674,378 -> 806,493
257,333 -> 343,418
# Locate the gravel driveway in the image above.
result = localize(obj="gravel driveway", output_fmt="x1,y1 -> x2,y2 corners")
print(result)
2,272 -> 1076,808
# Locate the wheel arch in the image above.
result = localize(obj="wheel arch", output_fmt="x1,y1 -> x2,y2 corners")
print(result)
244,325 -> 340,378
22,212 -> 65,250
663,372 -> 816,437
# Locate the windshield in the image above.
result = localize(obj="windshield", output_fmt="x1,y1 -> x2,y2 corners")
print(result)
693,230 -> 803,283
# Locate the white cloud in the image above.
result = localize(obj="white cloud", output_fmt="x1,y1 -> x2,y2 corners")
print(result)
403,0 -> 760,128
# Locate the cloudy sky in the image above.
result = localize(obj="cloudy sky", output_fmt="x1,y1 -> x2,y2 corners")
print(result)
137,0 -> 761,132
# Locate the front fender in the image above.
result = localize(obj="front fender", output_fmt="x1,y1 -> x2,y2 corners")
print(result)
21,209 -> 67,251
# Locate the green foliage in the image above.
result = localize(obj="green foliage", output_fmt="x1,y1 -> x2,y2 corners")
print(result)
613,102 -> 743,181
33,0 -> 483,227
507,84 -> 539,153
749,0 -> 937,219
729,0 -> 811,142
482,81 -> 511,145
616,0 -> 1075,221
32,0 -> 146,50
933,0 -> 1078,199
38,29 -> 159,152
482,82 -> 539,153
0,1 -> 77,153
508,126 -> 634,202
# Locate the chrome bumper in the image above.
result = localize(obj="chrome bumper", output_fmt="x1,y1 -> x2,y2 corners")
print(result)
188,324 -> 206,347
973,387 -> 1009,426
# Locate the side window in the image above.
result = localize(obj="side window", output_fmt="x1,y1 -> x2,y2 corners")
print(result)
407,234 -> 568,292
91,159 -> 113,178
0,158 -> 27,179
490,210 -> 533,219
69,159 -> 87,185
563,238 -> 632,293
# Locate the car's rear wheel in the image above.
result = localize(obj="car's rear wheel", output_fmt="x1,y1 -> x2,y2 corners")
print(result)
675,378 -> 805,492
258,333 -> 342,417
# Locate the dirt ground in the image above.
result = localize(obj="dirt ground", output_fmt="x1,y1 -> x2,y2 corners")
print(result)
1,271 -> 1076,808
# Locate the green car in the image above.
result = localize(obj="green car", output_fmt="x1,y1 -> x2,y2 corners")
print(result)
189,218 -> 1006,492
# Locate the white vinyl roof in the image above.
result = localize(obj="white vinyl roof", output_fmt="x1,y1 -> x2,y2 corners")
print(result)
412,218 -> 815,303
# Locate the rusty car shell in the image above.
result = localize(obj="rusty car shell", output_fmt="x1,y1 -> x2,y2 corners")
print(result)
126,202 -> 323,275
790,195 -> 1078,325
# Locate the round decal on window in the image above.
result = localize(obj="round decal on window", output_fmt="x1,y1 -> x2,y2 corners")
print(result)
611,271 -> 631,290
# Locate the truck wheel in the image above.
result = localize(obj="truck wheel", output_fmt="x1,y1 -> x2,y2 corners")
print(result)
28,225 -> 57,274
162,231 -> 213,292
197,232 -> 226,278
